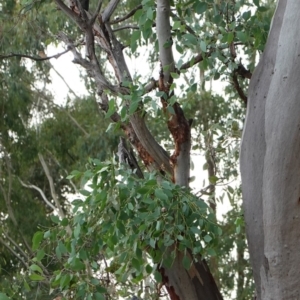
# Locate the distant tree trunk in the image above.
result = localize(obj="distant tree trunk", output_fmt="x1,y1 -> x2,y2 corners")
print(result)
241,1 -> 300,299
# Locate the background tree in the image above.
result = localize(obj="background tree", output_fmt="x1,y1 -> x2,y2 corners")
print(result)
0,0 -> 277,299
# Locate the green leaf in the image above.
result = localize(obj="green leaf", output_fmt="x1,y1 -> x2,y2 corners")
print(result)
36,250 -> 45,261
236,31 -> 249,43
71,258 -> 85,271
95,292 -> 105,300
74,223 -> 81,239
105,99 -> 116,119
131,31 -> 140,52
132,257 -> 141,271
258,6 -> 268,12
182,255 -> 191,270
79,189 -> 90,196
61,218 -> 69,226
0,293 -> 12,300
96,286 -> 107,293
146,7 -> 153,20
154,271 -> 162,283
60,274 -> 71,289
195,2 -> 207,14
29,264 -> 43,274
172,21 -> 181,30
200,40 -> 206,52
51,215 -> 60,224
171,72 -> 179,79
207,248 -> 217,256
32,231 -> 43,251
149,238 -> 156,248
29,273 -> 45,281
145,264 -> 153,274
184,34 -> 198,46
155,188 -> 168,201
24,280 -> 31,291
204,235 -> 212,243
129,101 -> 139,114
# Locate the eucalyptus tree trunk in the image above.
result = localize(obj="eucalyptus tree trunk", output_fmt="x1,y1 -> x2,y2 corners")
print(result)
240,1 -> 300,299
53,0 -> 222,298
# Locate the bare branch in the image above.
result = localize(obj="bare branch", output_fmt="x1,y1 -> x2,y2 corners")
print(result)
110,4 -> 142,24
50,64 -> 79,98
2,232 -> 30,263
18,178 -> 57,211
38,153 -> 66,219
0,157 -> 32,253
65,110 -> 90,137
54,0 -> 85,29
102,0 -> 120,23
57,32 -> 116,92
90,0 -> 103,23
112,25 -> 139,32
179,53 -> 205,71
45,149 -> 78,193
0,237 -> 29,269
144,78 -> 158,94
0,48 -> 73,61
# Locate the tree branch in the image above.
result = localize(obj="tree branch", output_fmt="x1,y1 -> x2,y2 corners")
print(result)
110,4 -> 142,24
2,232 -> 30,263
112,25 -> 139,32
156,0 -> 190,186
232,72 -> 247,106
156,0 -> 175,84
50,64 -> 79,98
0,48 -> 73,61
18,178 -> 57,211
0,237 -> 29,269
102,0 -> 120,23
38,153 -> 66,219
0,156 -> 32,253
45,149 -> 78,193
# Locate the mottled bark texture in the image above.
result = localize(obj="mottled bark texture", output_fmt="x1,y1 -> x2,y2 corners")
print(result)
241,1 -> 300,299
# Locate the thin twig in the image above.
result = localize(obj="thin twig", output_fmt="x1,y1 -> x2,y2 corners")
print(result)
0,48 -> 71,61
0,237 -> 29,269
3,232 -> 30,262
38,153 -> 66,219
110,4 -> 142,24
0,157 -> 32,253
113,25 -> 139,32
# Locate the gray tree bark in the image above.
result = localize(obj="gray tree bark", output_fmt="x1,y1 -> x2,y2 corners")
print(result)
241,1 -> 300,299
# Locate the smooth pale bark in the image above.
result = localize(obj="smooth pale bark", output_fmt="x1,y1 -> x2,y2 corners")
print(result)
156,1 -> 221,299
241,1 -> 300,299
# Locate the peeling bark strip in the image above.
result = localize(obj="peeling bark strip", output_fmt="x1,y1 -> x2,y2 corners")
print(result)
157,0 -> 191,187
241,1 -> 300,299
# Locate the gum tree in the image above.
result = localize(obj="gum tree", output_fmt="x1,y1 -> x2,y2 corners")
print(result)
241,1 -> 300,299
0,0 -> 274,299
